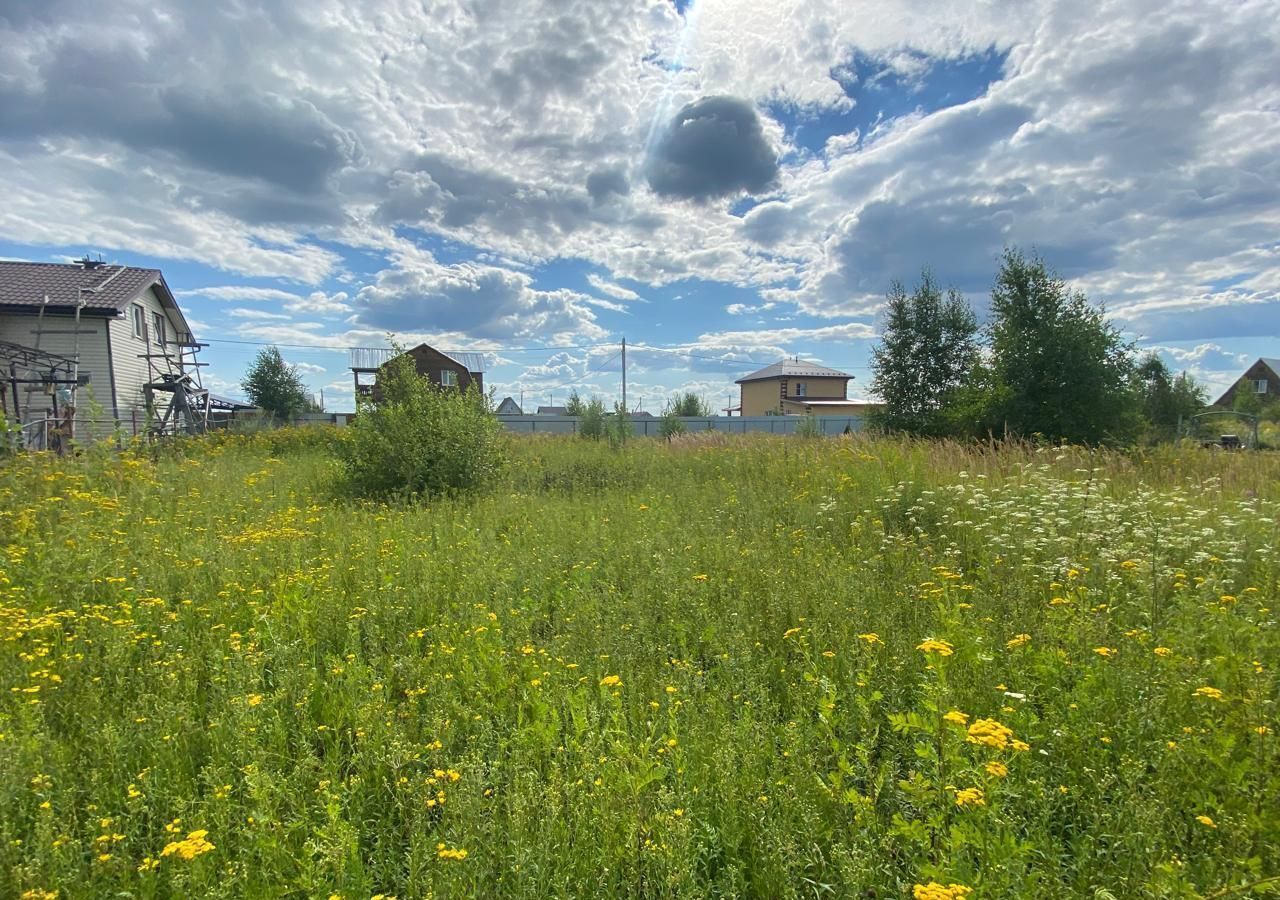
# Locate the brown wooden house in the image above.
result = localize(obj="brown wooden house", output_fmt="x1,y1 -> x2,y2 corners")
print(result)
351,343 -> 485,400
1213,357 -> 1280,407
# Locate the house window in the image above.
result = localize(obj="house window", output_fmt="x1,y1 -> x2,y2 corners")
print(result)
152,312 -> 166,346
441,370 -> 459,387
131,304 -> 147,340
795,382 -> 807,397
1256,379 -> 1268,394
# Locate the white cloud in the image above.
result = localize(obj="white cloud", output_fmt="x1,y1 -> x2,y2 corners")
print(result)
586,273 -> 642,301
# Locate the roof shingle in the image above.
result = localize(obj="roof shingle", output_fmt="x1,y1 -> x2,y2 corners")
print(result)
0,261 -> 163,312
735,359 -> 852,384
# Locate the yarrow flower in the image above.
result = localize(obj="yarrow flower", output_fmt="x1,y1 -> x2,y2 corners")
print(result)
967,718 -> 1014,750
916,639 -> 955,657
913,883 -> 972,900
160,829 -> 215,861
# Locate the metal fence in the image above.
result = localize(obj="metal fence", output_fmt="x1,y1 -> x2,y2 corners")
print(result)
494,415 -> 866,436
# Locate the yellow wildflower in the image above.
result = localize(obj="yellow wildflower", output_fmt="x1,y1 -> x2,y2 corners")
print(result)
436,843 -> 468,861
782,627 -> 801,639
913,884 -> 972,900
954,787 -> 985,808
858,633 -> 882,645
916,639 -> 954,657
943,710 -> 969,726
1153,647 -> 1172,657
160,829 -> 215,861
1196,815 -> 1216,828
1093,647 -> 1116,658
246,694 -> 263,707
967,718 -> 1013,750
1193,686 -> 1224,701
1006,633 -> 1031,649
599,675 -> 622,688
692,574 -> 708,582
985,760 -> 1008,778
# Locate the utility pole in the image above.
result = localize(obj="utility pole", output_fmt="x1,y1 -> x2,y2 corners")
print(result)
520,389 -> 524,412
621,336 -> 627,413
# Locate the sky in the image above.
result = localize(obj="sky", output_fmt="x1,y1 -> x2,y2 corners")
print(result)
0,0 -> 1277,413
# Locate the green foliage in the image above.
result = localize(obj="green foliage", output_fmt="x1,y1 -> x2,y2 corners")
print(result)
578,397 -> 606,441
1134,353 -> 1208,442
666,392 -> 712,417
2,435 -> 1279,897
658,409 -> 686,442
986,248 -> 1139,445
241,346 -> 311,423
343,350 -> 504,496
564,390 -> 587,417
606,402 -> 630,449
869,270 -> 979,436
794,410 -> 823,438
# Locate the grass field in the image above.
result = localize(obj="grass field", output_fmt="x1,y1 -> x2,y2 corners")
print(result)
1,431 -> 1277,898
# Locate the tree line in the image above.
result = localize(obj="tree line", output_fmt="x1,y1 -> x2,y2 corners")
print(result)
869,248 -> 1208,445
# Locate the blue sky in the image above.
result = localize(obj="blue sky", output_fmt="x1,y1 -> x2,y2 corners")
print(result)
1,0 -> 1277,411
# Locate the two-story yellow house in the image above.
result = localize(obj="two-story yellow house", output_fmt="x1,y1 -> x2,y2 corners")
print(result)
735,359 -> 875,416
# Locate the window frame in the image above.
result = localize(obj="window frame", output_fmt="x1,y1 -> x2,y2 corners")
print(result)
130,304 -> 147,341
441,369 -> 459,387
795,382 -> 807,397
152,311 -> 167,347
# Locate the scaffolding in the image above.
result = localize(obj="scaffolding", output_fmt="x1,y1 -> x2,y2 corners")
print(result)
0,340 -> 89,452
141,331 -> 212,436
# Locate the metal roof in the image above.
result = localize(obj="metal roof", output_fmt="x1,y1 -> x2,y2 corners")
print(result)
1262,358 -> 1280,377
735,359 -> 853,384
441,350 -> 487,374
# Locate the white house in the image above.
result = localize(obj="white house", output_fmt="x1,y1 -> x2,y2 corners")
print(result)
0,259 -> 221,441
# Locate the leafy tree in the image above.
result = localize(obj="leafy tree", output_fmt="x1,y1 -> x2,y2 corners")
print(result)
666,392 -> 712,417
565,390 -> 586,417
868,271 -> 978,436
579,397 -> 606,440
344,347 -> 504,497
986,249 -> 1138,445
1134,353 -> 1207,442
241,346 -> 310,422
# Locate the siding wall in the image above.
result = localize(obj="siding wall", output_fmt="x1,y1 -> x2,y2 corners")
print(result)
109,286 -> 188,425
0,310 -> 116,438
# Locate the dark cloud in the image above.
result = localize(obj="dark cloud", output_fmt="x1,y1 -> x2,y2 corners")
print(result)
586,167 -> 630,203
0,30 -> 362,212
1117,299 -> 1280,342
646,95 -> 779,201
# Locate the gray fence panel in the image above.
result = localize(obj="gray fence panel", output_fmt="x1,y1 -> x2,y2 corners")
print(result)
494,415 -> 864,436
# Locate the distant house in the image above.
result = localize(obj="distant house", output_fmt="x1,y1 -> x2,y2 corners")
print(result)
0,259 -> 230,440
1214,358 -> 1280,407
351,343 -> 485,400
495,396 -> 522,415
735,359 -> 877,416
536,405 -> 567,416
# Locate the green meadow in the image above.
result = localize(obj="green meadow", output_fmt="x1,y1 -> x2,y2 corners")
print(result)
1,431 -> 1277,898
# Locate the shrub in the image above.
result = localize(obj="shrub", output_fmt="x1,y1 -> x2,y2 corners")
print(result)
579,398 -> 606,441
795,411 -> 823,438
658,409 -> 686,442
343,352 -> 505,496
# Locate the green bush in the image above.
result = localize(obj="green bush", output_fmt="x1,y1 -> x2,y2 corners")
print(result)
579,398 -> 606,441
343,352 -> 504,496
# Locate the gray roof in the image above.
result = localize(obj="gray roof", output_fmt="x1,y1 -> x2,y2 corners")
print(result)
496,397 -> 522,414
536,405 -> 567,415
1262,358 -> 1280,377
0,261 -> 165,312
441,350 -> 487,374
0,260 -> 193,338
735,359 -> 852,384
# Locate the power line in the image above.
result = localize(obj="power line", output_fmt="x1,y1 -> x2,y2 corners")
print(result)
200,336 -> 613,354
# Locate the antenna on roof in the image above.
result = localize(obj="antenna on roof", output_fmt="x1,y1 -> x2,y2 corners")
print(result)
77,254 -> 105,270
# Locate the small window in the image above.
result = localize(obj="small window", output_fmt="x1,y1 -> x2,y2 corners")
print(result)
795,382 -> 807,397
1256,379 -> 1269,394
441,370 -> 459,387
131,304 -> 146,340
152,312 -> 166,346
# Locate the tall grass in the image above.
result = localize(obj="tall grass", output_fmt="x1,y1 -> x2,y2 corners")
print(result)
1,431 -> 1277,898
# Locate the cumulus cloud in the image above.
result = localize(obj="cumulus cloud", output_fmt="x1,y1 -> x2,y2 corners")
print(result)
646,95 -> 779,201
